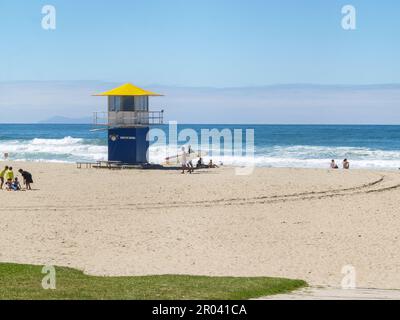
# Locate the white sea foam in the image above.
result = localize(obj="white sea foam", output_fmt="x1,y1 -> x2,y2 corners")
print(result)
31,136 -> 83,146
149,144 -> 400,169
0,136 -> 107,162
1,137 -> 400,169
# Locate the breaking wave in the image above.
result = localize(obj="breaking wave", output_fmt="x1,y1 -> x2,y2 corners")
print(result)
1,137 -> 400,169
0,136 -> 107,163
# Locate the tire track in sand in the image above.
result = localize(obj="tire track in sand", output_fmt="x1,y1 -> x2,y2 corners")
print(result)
9,174 -> 400,212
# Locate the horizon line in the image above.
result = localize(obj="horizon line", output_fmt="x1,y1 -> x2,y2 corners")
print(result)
2,80 -> 400,89
2,122 -> 400,126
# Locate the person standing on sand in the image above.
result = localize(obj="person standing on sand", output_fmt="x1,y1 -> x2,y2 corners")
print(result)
5,166 -> 14,184
181,147 -> 188,174
181,147 -> 194,174
19,169 -> 33,190
187,159 -> 194,173
186,145 -> 194,173
343,159 -> 350,170
0,166 -> 8,189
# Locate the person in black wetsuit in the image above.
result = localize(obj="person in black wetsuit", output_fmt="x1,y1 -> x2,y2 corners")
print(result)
18,169 -> 33,190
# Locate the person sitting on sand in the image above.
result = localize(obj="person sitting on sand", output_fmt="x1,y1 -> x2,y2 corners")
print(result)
343,159 -> 350,170
196,157 -> 204,169
11,177 -> 21,191
4,180 -> 11,191
330,160 -> 339,169
208,159 -> 219,169
19,169 -> 33,190
0,165 -> 8,190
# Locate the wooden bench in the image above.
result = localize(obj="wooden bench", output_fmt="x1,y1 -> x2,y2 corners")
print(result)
95,160 -> 123,169
76,161 -> 98,169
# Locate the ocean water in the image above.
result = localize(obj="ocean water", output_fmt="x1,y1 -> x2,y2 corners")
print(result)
1,124 -> 400,169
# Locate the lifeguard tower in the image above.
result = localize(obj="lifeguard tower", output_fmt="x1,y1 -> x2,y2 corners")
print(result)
93,83 -> 164,164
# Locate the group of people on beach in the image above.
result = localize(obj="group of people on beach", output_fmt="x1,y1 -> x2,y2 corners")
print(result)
0,166 -> 34,191
330,159 -> 350,170
181,146 -> 220,174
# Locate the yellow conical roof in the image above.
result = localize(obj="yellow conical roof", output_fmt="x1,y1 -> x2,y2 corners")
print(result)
93,83 -> 163,97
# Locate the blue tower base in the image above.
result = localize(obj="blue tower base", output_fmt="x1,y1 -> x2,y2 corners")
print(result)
108,127 -> 149,164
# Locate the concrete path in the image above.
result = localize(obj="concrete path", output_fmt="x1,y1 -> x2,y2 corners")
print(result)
257,287 -> 400,300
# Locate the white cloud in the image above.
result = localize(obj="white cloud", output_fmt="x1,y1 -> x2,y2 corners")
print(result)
0,81 -> 400,124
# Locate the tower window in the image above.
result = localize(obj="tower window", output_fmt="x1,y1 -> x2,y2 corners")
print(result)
109,96 -> 122,112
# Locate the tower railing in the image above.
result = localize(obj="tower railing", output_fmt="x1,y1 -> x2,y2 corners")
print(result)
93,110 -> 164,127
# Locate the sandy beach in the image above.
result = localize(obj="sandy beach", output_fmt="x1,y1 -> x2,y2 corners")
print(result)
1,161 -> 400,289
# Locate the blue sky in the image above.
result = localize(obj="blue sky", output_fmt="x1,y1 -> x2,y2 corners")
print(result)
0,1 -> 399,124
1,0 -> 399,86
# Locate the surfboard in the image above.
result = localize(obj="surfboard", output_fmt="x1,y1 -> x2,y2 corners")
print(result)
165,150 -> 208,165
